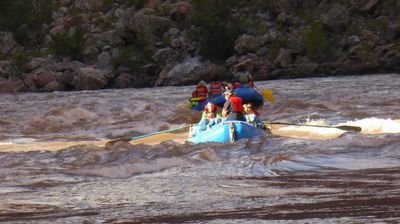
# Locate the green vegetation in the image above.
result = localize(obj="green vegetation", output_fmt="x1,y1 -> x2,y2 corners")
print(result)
267,38 -> 288,56
190,0 -> 244,60
120,0 -> 146,9
353,41 -> 373,61
49,26 -> 85,61
100,0 -> 114,13
298,8 -> 315,24
11,51 -> 30,72
365,18 -> 388,31
346,24 -> 360,36
382,0 -> 398,17
111,45 -> 152,71
111,29 -> 152,71
0,1 -> 58,47
9,48 -> 48,73
247,0 -> 273,13
301,21 -> 341,62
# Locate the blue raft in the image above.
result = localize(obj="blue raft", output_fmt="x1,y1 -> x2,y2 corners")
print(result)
191,87 -> 264,111
188,121 -> 265,144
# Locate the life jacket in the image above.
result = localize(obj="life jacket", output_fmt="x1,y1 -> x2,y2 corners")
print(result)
210,81 -> 221,95
194,86 -> 208,98
233,82 -> 241,89
205,111 -> 216,119
238,72 -> 249,83
230,96 -> 243,113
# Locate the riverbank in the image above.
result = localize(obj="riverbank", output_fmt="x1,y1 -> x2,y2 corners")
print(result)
1,1 -> 400,93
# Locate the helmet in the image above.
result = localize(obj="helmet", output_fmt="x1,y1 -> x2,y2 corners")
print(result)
223,90 -> 233,95
198,80 -> 206,86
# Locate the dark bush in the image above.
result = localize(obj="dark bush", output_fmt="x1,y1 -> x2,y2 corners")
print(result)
49,26 -> 85,61
190,0 -> 244,61
301,21 -> 341,62
0,1 -> 57,47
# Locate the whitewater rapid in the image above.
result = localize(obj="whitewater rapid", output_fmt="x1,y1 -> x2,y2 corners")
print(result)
0,74 -> 399,223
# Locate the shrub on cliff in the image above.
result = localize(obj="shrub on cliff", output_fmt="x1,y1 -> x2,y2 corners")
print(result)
49,26 -> 85,61
0,1 -> 57,47
189,0 -> 244,60
301,21 -> 341,62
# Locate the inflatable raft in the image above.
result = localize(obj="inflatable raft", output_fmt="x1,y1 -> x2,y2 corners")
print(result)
188,120 -> 265,144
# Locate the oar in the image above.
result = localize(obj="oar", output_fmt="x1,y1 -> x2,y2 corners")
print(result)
107,125 -> 191,144
131,125 -> 190,140
254,86 -> 275,104
177,96 -> 209,109
265,121 -> 362,132
177,103 -> 193,109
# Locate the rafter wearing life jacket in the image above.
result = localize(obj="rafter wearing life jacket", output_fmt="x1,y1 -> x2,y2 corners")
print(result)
192,80 -> 209,98
198,102 -> 222,132
201,102 -> 220,120
230,95 -> 243,113
222,90 -> 246,121
210,81 -> 222,96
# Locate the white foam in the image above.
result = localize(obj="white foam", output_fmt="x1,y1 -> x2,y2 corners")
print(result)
341,117 -> 400,134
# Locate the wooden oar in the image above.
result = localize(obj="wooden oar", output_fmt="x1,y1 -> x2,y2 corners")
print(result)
107,125 -> 191,144
265,121 -> 362,132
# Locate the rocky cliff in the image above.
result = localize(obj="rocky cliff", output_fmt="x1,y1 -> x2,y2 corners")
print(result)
1,0 -> 399,92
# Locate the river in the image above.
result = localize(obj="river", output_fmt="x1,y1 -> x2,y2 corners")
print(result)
0,74 -> 399,223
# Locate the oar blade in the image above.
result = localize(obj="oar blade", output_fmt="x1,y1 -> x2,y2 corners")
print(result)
261,89 -> 275,104
106,137 -> 132,145
177,103 -> 192,109
334,125 -> 362,132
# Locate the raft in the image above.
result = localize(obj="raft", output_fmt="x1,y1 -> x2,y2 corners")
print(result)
188,121 -> 265,144
191,87 -> 264,111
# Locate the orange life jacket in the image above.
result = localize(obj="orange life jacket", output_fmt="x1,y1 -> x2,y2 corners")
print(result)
230,96 -> 243,113
206,112 -> 216,119
194,86 -> 208,98
210,81 -> 221,95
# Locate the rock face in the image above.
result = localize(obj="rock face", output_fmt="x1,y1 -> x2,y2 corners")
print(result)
0,0 -> 400,93
0,32 -> 20,56
234,34 -> 260,55
73,67 -> 108,90
321,4 -> 349,29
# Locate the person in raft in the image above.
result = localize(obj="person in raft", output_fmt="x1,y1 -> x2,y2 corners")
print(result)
198,102 -> 222,131
222,90 -> 246,121
243,103 -> 265,130
209,81 -> 223,96
234,66 -> 253,88
192,80 -> 209,99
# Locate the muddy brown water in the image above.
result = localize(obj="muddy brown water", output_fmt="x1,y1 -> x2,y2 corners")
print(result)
0,74 -> 400,223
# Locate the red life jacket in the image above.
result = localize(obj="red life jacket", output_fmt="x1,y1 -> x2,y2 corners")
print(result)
230,96 -> 243,113
233,82 -> 241,89
194,86 -> 208,98
210,81 -> 221,95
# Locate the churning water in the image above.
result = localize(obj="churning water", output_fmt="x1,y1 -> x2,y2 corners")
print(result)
0,74 -> 399,223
